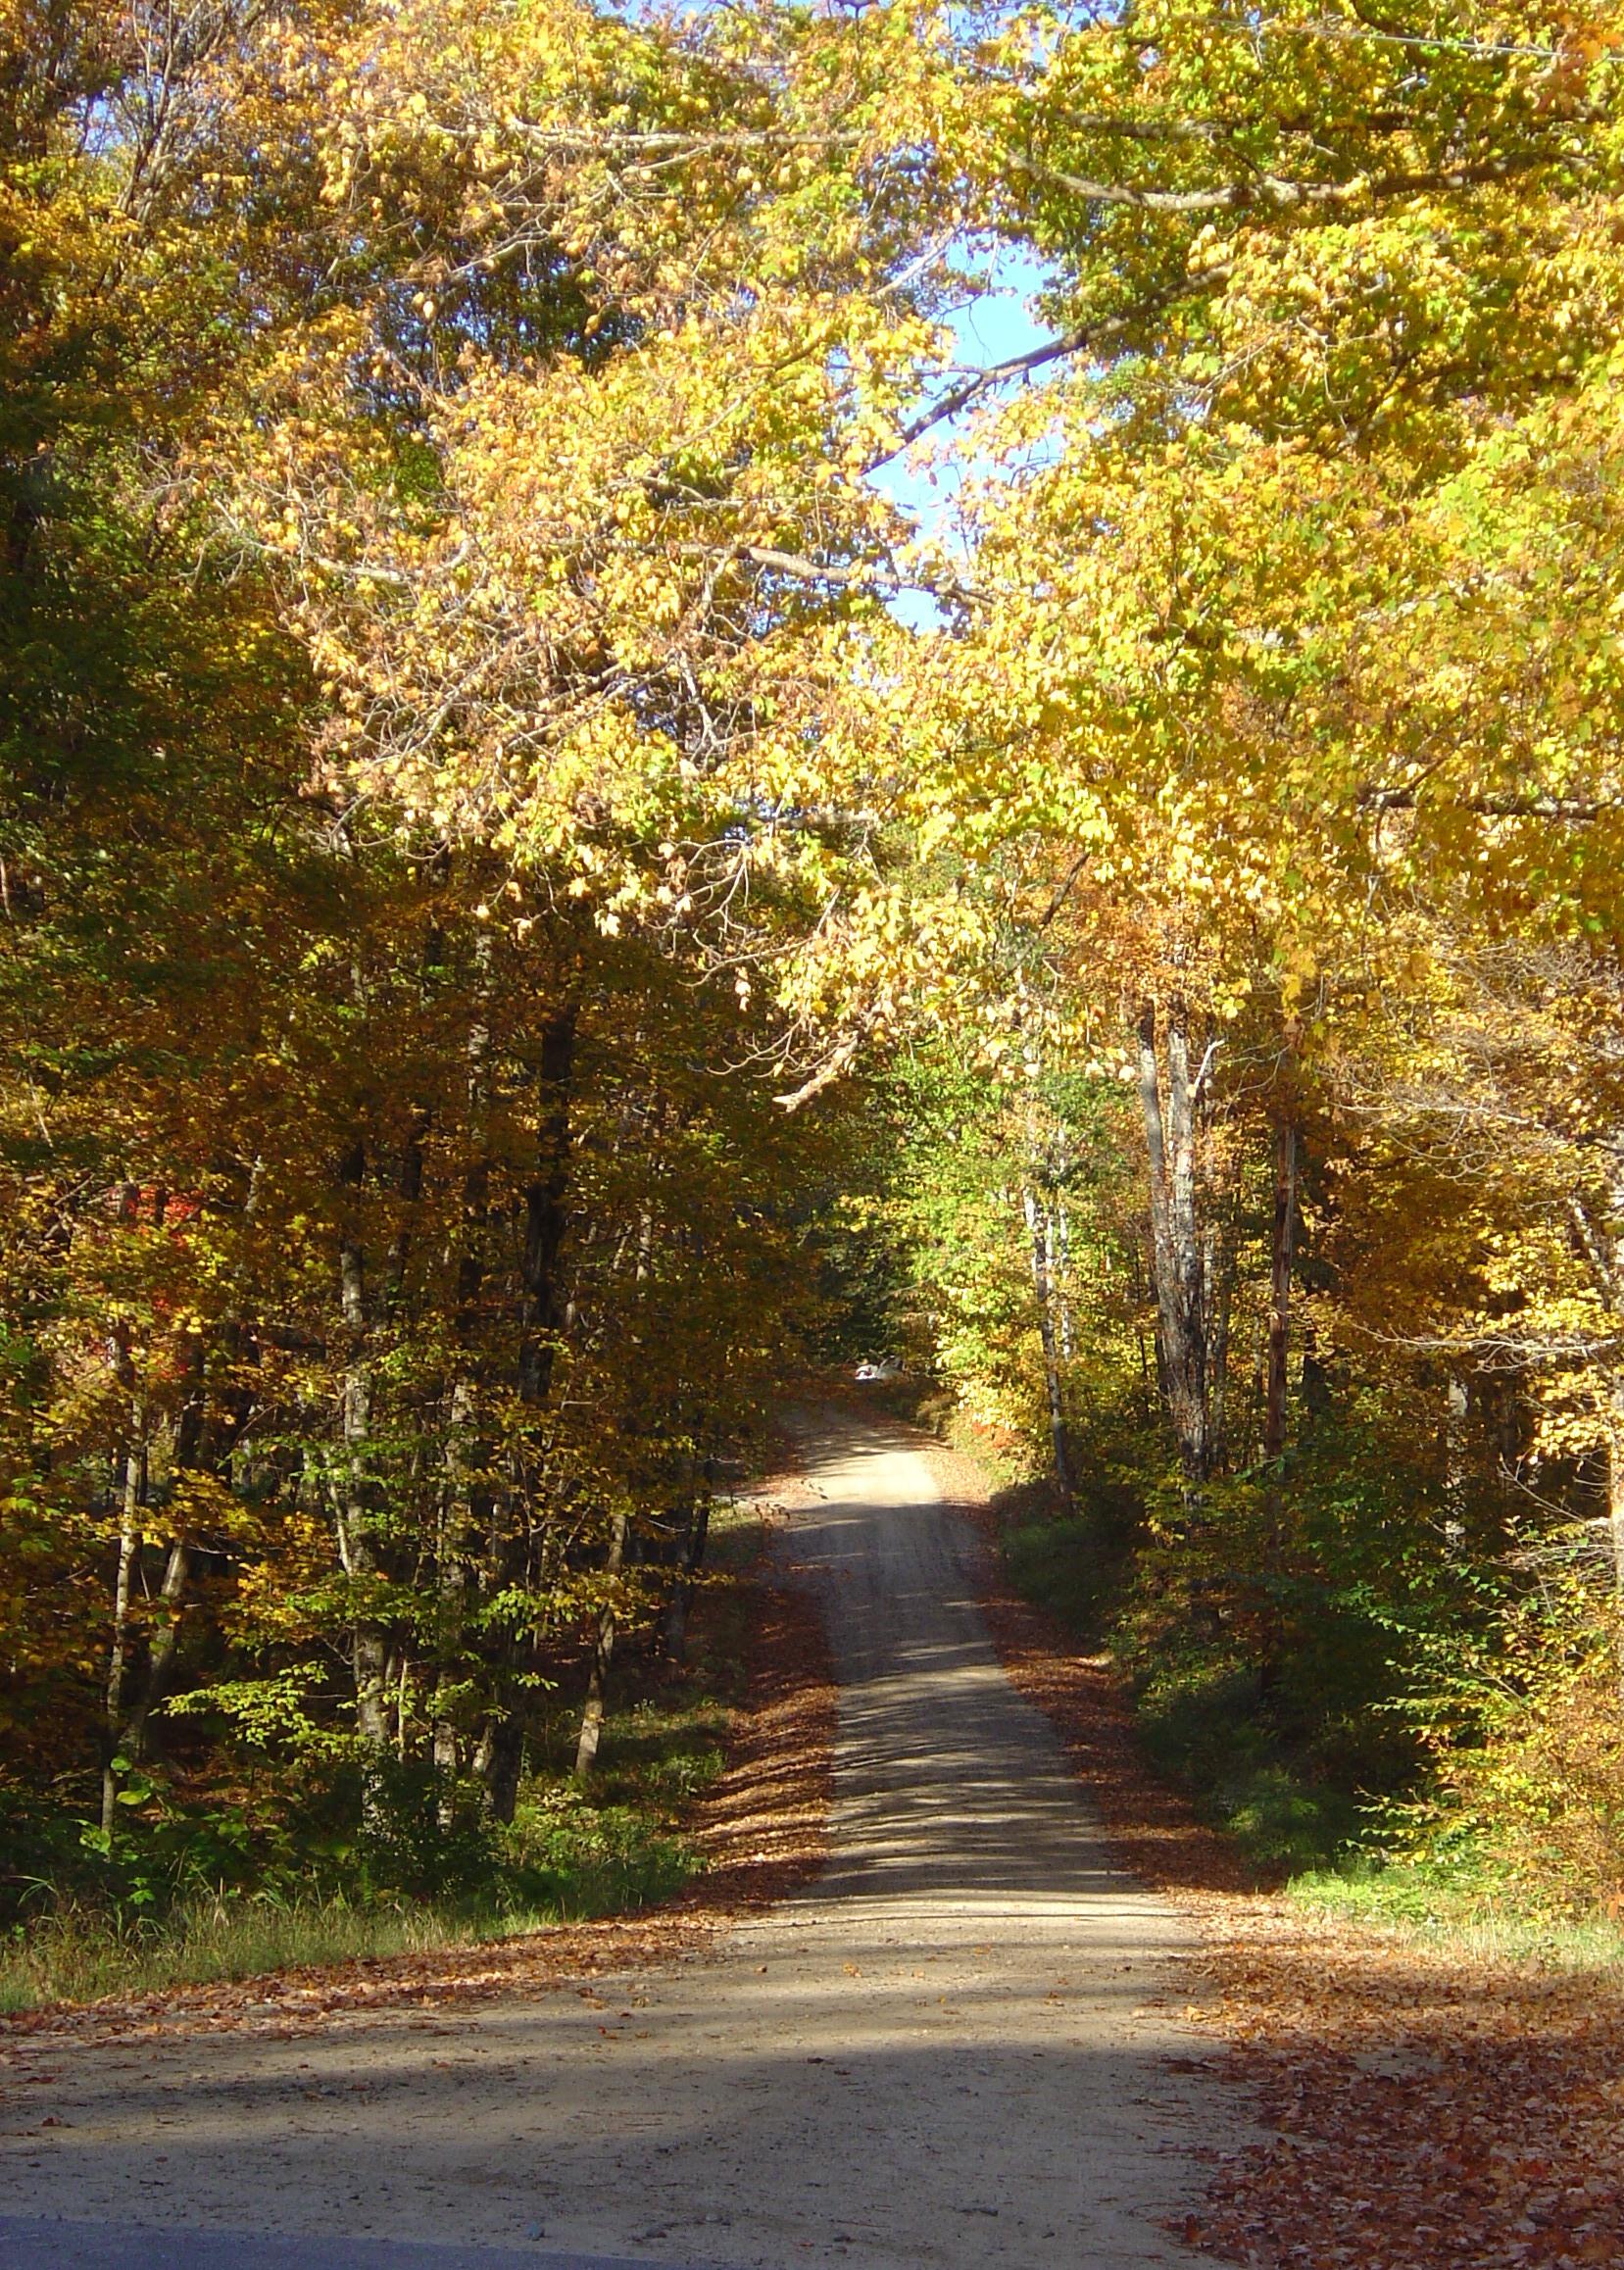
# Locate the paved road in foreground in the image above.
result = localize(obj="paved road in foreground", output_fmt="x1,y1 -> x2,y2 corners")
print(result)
0,2222 -> 660,2267
0,1403 -> 1241,2270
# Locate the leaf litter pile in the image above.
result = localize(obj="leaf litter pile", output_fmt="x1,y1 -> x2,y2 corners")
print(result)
910,1427 -> 1624,2270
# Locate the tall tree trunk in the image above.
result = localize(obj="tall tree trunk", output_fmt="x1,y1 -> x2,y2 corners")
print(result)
119,1534 -> 190,1766
101,1422 -> 144,1840
1570,1188 -> 1624,1645
117,1334 -> 224,1769
1599,1372 -> 1624,1697
1206,1209 -> 1234,1476
339,1242 -> 389,1753
385,1105 -> 429,1309
433,1379 -> 474,1816
1264,1114 -> 1298,1461
663,1495 -> 711,1665
1054,1196 -> 1075,1361
575,1508 -> 628,1776
332,1145 -> 389,1802
479,1000 -> 579,1817
435,973 -> 492,1815
1023,1186 -> 1073,1509
482,1707 -> 526,1823
1137,999 -> 1211,1490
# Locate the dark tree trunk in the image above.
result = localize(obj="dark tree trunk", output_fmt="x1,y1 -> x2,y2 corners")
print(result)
1206,1210 -> 1234,1476
436,976 -> 493,1814
1567,1184 -> 1624,1623
332,1143 -> 390,1798
483,1708 -> 526,1824
575,1508 -> 628,1776
517,1004 -> 577,1406
102,1420 -> 144,1840
1023,1186 -> 1073,1509
476,1000 -> 579,1809
385,1105 -> 430,1309
119,1535 -> 191,1765
663,1497 -> 711,1665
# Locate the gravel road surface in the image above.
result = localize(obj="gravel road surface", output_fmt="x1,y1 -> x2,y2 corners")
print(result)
0,1403 -> 1242,2270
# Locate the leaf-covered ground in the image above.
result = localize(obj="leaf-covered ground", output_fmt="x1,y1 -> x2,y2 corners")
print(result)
909,1425 -> 1624,2270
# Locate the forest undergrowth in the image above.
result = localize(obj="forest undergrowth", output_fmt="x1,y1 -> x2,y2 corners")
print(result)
0,1497 -> 820,2022
0,1705 -> 709,2015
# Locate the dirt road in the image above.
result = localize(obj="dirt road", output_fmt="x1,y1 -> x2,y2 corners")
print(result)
0,1404 -> 1242,2270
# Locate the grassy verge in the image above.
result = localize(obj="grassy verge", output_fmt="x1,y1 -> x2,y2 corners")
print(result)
1289,1853 -> 1624,1971
998,1510 -> 1354,1876
933,1418 -> 1624,2269
1001,1513 -> 1121,1637
996,1500 -> 1624,1959
0,1895 -> 545,2013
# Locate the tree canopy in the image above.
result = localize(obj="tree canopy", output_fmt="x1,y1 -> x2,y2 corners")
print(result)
7,0 -> 1624,1930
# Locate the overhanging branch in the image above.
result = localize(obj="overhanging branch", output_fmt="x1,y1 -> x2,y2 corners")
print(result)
873,268 -> 1230,462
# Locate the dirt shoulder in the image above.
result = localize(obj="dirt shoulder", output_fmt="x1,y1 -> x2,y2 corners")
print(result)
0,1480 -> 836,2051
909,1419 -> 1624,2270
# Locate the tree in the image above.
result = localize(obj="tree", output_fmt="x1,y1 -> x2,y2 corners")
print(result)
0,0 -> 936,1857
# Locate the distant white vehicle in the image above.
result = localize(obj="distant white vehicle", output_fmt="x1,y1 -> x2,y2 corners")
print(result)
855,1357 -> 903,1382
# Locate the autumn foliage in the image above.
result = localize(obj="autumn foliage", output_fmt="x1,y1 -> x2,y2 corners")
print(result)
7,0 -> 1624,1939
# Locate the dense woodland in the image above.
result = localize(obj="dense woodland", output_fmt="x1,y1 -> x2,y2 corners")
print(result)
5,0 -> 1624,1959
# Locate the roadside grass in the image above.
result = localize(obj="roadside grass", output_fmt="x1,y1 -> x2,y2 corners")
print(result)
990,1516 -> 1399,1870
998,1511 -> 1354,1875
0,1752 -> 711,2015
0,1894 -> 553,2013
1134,1671 -> 1365,1875
0,1489 -> 782,2016
1001,1514 -> 1120,1641
1289,1853 -> 1624,1972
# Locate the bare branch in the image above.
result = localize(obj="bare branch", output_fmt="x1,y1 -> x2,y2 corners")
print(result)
1037,851 -> 1090,930
675,542 -> 987,608
1004,145 -> 1554,217
773,1020 -> 875,1112
513,127 -> 865,155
